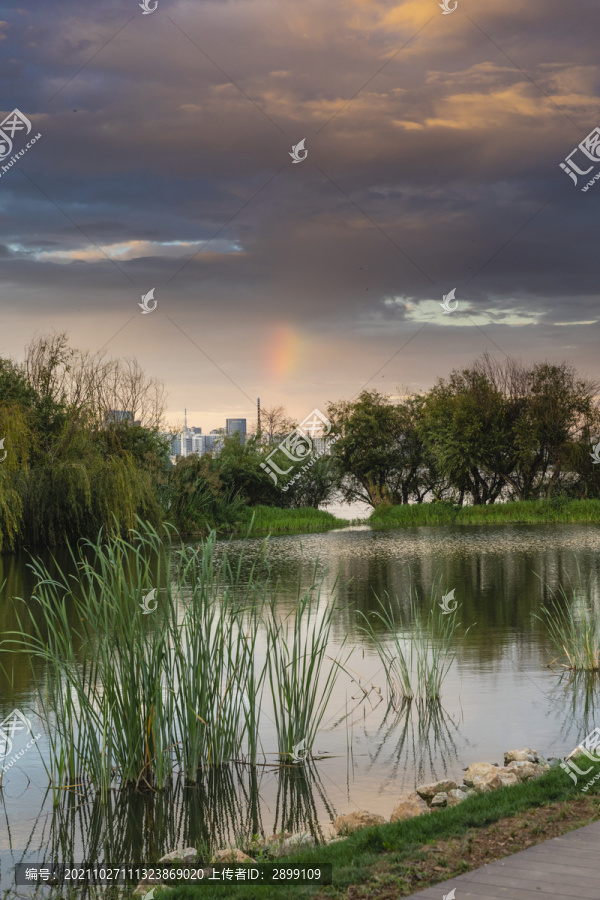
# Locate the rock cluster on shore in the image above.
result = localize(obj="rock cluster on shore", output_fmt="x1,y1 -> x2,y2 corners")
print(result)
334,747 -> 551,832
133,747 -> 552,895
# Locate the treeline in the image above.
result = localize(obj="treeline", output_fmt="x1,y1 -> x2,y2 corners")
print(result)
328,354 -> 600,507
1,337 -> 599,551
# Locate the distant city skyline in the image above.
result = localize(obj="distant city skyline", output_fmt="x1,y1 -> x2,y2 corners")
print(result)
167,412 -> 249,457
165,410 -> 253,435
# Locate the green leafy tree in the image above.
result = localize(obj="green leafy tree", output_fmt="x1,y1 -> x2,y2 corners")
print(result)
327,390 -> 425,507
163,454 -> 247,533
420,369 -> 510,505
211,433 -> 282,506
0,334 -> 166,548
280,453 -> 338,508
508,362 -> 599,499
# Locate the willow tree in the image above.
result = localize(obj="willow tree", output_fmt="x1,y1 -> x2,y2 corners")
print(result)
0,334 -> 167,549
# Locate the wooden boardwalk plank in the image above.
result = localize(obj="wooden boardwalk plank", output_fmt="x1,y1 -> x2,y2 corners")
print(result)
408,820 -> 600,898
524,843 -> 599,859
494,861 -> 600,885
499,857 -> 600,878
408,885 -> 582,900
466,870 -> 599,897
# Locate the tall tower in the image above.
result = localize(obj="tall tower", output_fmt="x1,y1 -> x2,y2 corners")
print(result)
257,397 -> 261,440
181,407 -> 188,458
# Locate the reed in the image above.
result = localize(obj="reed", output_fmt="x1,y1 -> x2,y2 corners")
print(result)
169,540 -> 268,777
2,521 -> 345,799
369,697 -> 461,785
266,567 -> 348,760
535,569 -> 600,671
9,521 -> 173,798
359,585 -> 467,703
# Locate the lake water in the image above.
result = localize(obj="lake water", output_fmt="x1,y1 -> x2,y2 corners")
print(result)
1,522 -> 599,896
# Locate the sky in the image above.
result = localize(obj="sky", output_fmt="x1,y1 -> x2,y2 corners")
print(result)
0,0 -> 599,432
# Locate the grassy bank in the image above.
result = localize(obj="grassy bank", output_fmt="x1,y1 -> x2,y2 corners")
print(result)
165,763 -> 600,900
235,506 -> 352,536
370,498 -> 600,529
216,497 -> 600,541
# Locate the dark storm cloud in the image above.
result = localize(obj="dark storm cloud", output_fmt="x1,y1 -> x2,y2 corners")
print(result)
0,0 -> 599,422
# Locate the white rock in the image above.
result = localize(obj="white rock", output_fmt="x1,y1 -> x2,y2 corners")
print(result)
472,772 -> 503,792
334,811 -> 387,833
446,788 -> 469,806
277,832 -> 315,855
506,760 -> 549,781
389,792 -> 430,822
416,779 -> 458,800
212,848 -> 256,863
496,770 -> 520,787
132,877 -> 163,896
504,748 -> 539,765
463,762 -> 498,786
158,847 -> 198,865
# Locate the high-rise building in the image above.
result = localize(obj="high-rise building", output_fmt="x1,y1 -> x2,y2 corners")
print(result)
205,434 -> 223,453
180,408 -> 188,458
191,433 -> 205,455
226,418 -> 247,443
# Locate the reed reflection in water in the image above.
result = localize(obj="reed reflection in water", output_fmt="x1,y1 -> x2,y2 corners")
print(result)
0,761 -> 341,898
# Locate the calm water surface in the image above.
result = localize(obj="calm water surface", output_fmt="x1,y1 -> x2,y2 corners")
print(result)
1,522 -> 599,895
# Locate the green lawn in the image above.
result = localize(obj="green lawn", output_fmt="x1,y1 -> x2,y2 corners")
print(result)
231,499 -> 600,540
235,505 -> 352,536
218,498 -> 600,540
370,498 -> 600,529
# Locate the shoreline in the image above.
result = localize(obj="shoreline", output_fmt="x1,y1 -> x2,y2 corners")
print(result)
226,498 -> 600,540
3,499 -> 600,554
158,747 -> 600,900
